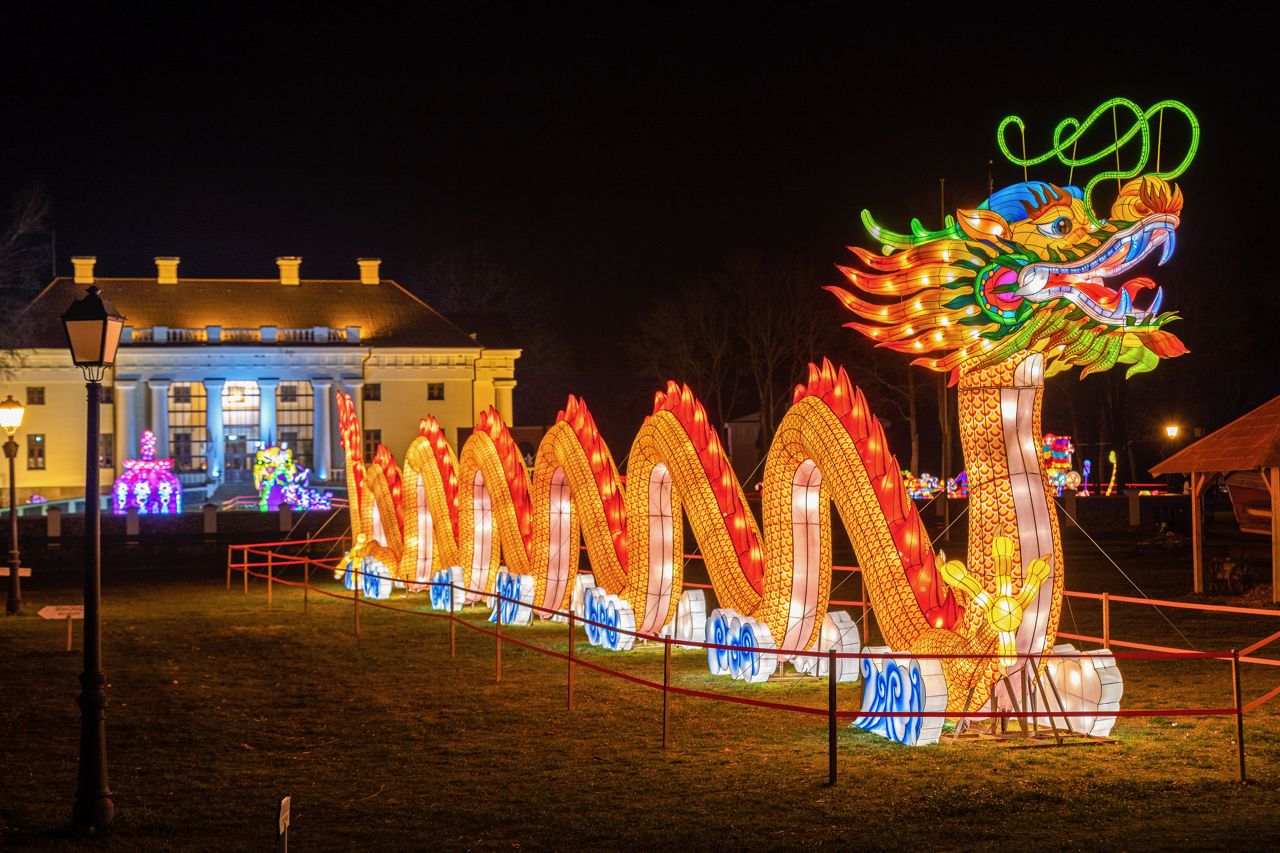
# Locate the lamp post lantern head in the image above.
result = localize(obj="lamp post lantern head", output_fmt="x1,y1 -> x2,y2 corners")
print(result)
59,286 -> 126,381
0,396 -> 24,436
1166,425 -> 1179,438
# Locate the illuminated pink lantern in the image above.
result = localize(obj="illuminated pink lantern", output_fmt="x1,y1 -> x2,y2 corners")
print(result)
113,430 -> 182,515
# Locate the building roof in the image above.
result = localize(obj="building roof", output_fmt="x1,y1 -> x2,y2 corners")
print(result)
443,312 -> 522,350
21,276 -> 482,350
1151,394 -> 1280,475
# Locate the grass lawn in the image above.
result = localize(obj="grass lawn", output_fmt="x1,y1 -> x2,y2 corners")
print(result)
3,531 -> 1280,851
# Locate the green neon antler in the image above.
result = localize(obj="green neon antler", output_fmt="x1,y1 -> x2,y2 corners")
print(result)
997,98 -> 1199,227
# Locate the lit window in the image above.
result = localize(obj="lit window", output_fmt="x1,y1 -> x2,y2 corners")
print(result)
27,434 -> 45,470
98,434 -> 113,469
363,429 -> 381,464
428,383 -> 445,401
363,384 -> 381,402
26,387 -> 44,405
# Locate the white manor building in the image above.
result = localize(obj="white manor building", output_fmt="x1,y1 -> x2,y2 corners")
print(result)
4,256 -> 520,504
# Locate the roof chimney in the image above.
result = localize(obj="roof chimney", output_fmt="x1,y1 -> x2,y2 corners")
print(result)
276,257 -> 302,286
155,257 -> 180,284
71,256 -> 96,284
357,258 -> 381,285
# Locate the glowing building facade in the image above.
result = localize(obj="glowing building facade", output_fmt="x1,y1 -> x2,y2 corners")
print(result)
1,257 -> 520,505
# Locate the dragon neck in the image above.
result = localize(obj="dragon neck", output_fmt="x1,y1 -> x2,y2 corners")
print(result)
956,350 -> 1063,659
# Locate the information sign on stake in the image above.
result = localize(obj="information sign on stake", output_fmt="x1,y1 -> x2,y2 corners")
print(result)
277,795 -> 291,852
0,566 -> 31,577
39,605 -> 84,652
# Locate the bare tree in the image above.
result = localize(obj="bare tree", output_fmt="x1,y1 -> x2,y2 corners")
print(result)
629,279 -> 742,428
0,183 -> 53,358
724,254 -> 832,447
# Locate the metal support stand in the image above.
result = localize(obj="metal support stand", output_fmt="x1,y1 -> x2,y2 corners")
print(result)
1233,650 -> 1246,783
663,636 -> 671,748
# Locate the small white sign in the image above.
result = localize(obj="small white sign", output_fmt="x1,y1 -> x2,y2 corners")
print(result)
38,605 -> 84,620
0,567 -> 31,577
278,796 -> 291,834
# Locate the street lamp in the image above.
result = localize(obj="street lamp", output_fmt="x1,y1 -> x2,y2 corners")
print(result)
59,285 -> 125,832
1166,425 -> 1179,438
1,394 -> 25,615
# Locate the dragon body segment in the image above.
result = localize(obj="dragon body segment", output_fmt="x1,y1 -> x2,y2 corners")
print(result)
331,99 -> 1194,734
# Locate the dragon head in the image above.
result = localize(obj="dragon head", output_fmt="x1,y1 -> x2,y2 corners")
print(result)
830,96 -> 1202,380
829,173 -> 1188,379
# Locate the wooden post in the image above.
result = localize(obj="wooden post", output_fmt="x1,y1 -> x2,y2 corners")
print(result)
267,552 -> 273,605
227,545 -> 233,590
66,615 -> 73,652
828,647 -> 837,786
663,636 -> 671,749
860,572 -> 868,643
1271,468 -> 1280,605
495,600 -> 502,683
1233,650 -> 1246,783
1191,471 -> 1204,595
1102,592 -> 1110,648
565,607 -> 576,706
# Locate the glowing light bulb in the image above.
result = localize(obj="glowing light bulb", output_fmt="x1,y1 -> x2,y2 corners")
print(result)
934,332 -> 942,342
921,276 -> 929,286
914,341 -> 922,349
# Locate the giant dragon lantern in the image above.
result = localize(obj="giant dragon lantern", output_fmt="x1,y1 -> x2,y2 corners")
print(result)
331,98 -> 1197,745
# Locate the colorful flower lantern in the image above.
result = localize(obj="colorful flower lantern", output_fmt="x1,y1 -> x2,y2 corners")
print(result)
113,430 -> 182,515
252,446 -> 332,512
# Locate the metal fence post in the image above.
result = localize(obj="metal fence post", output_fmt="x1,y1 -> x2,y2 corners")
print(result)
303,560 -> 309,614
495,594 -> 502,683
663,635 -> 672,749
1233,650 -> 1246,783
1102,592 -> 1110,648
567,611 -> 575,710
354,568 -> 360,638
449,584 -> 456,658
227,545 -> 233,590
244,550 -> 249,594
267,552 -> 273,605
829,647 -> 837,786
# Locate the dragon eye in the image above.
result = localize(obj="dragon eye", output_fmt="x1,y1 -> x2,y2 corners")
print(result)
1038,216 -> 1074,238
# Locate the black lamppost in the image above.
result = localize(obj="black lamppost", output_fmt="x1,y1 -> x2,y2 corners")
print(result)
59,285 -> 125,832
1,395 -> 26,615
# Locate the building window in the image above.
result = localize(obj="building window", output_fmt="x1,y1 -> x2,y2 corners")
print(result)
428,383 -> 445,401
27,434 -> 45,469
277,381 -> 314,470
169,382 -> 208,473
363,384 -> 381,401
98,434 -> 114,469
26,387 -> 44,405
102,387 -> 114,405
222,382 -> 261,484
363,429 -> 381,464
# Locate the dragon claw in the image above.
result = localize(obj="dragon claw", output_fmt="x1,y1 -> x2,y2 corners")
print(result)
937,536 -> 1052,669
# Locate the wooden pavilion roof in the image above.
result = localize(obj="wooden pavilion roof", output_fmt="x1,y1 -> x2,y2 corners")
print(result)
1151,395 -> 1280,475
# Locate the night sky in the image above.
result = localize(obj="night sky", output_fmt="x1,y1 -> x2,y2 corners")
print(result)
2,6 -> 1274,420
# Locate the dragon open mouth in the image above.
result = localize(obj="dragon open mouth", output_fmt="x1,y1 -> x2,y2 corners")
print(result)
1014,213 -> 1179,325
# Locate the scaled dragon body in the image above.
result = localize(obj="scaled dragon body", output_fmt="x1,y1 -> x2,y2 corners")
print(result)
335,100 -> 1194,720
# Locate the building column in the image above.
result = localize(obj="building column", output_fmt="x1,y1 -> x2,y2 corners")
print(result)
494,379 -> 517,425
311,378 -> 332,480
148,378 -> 171,457
114,378 -> 138,461
258,378 -> 280,448
343,376 -> 365,461
204,379 -> 226,480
